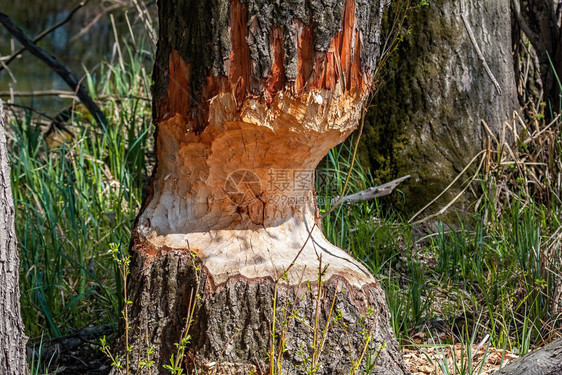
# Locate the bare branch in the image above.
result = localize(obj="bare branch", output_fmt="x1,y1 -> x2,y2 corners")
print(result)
510,0 -> 545,52
0,0 -> 88,72
0,11 -> 108,127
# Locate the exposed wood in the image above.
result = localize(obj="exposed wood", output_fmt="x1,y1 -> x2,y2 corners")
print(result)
331,175 -> 411,204
0,11 -> 108,127
0,100 -> 28,374
494,338 -> 562,375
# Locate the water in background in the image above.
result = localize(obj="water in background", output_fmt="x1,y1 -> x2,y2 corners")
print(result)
0,0 -> 154,114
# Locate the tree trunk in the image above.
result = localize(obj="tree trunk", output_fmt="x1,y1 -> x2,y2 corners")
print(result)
119,0 -> 408,374
363,0 -> 519,215
0,100 -> 28,373
494,338 -> 562,375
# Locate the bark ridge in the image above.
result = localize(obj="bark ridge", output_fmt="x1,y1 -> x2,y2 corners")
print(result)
0,100 -> 28,374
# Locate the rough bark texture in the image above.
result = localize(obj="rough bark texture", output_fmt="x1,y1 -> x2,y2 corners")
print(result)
119,0 -> 408,374
152,0 -> 388,132
362,0 -> 519,215
127,247 -> 405,375
494,338 -> 562,375
0,100 -> 28,374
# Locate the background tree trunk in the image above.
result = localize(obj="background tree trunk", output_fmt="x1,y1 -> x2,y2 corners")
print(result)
0,100 -> 28,373
118,0 -> 408,374
511,0 -> 562,109
362,0 -> 519,216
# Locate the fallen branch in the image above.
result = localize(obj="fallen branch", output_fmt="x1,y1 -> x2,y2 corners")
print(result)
0,90 -> 78,98
0,11 -> 108,127
330,175 -> 410,205
0,0 -> 88,72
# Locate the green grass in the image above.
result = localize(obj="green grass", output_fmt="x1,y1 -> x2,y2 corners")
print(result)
8,47 -> 152,339
316,131 -> 562,356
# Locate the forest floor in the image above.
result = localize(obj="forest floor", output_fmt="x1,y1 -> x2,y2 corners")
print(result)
402,339 -> 519,374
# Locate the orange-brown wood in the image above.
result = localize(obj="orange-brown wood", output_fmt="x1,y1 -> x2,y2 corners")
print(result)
307,0 -> 369,93
350,22 -> 364,92
164,49 -> 191,120
266,26 -> 286,103
296,23 -> 314,93
160,0 -> 372,131
340,0 -> 355,90
229,0 -> 250,107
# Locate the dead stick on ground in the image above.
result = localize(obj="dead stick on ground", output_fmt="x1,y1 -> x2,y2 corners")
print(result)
0,0 -> 88,72
0,11 -> 108,127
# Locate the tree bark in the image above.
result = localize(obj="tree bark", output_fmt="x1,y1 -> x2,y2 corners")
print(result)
494,338 -> 562,375
118,0 -> 408,374
363,0 -> 519,215
0,100 -> 28,374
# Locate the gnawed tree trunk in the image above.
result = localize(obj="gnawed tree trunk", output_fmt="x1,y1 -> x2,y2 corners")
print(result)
363,0 -> 519,215
120,0 -> 407,374
0,101 -> 28,373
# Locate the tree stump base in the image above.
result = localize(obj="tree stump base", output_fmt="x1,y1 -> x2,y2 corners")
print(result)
125,243 -> 407,375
